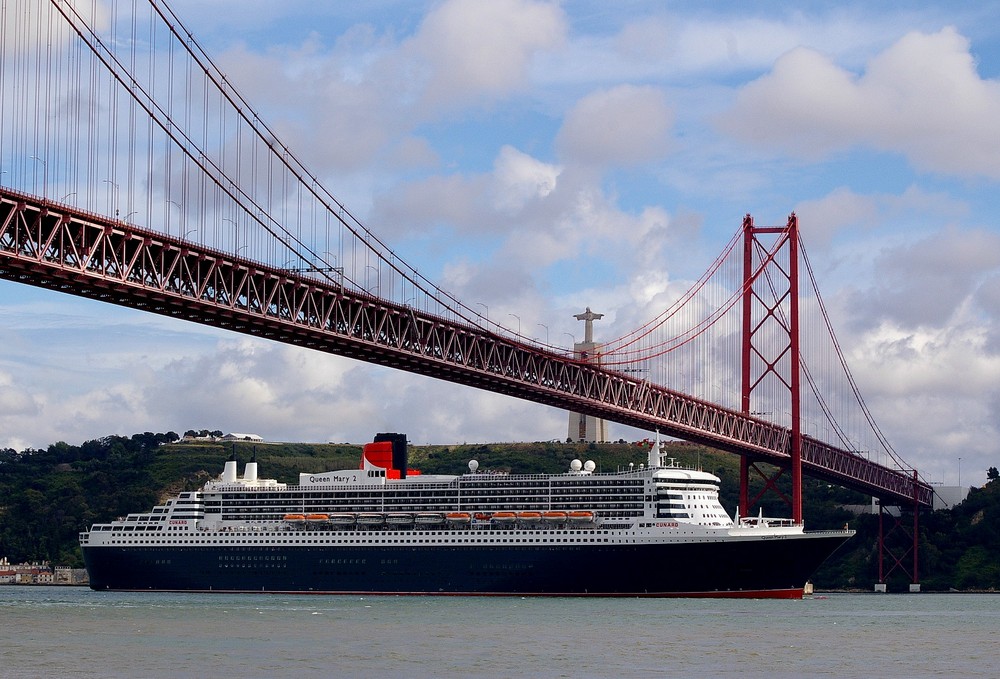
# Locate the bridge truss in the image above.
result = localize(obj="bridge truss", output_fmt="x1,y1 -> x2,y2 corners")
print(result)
0,186 -> 933,508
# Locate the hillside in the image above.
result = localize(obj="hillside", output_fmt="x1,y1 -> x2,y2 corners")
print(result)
1,432 -> 997,591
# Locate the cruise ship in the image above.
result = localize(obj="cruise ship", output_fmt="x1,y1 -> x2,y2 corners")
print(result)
80,433 -> 854,598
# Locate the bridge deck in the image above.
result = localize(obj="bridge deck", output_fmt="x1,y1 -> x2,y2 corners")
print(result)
0,187 -> 932,507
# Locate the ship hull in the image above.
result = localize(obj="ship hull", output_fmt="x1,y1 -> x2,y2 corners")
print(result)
83,532 -> 850,598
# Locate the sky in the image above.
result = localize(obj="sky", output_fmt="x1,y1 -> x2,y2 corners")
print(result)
2,0 -> 1000,488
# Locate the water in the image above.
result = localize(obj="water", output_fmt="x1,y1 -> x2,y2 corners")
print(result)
1,587 -> 996,678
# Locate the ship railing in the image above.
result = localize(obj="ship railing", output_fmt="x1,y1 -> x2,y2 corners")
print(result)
801,527 -> 857,536
737,516 -> 799,528
459,468 -> 655,482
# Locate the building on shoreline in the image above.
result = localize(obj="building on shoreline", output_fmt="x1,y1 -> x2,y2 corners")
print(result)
0,558 -> 87,585
0,557 -> 53,584
54,566 -> 89,585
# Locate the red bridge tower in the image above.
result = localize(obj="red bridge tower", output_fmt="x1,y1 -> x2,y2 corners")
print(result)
739,213 -> 803,523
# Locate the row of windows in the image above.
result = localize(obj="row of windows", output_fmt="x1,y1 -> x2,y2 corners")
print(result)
102,536 -> 617,545
218,504 -> 643,517
211,490 -> 648,506
211,481 -> 648,502
217,510 -> 648,523
212,497 -> 649,512
96,526 -> 646,542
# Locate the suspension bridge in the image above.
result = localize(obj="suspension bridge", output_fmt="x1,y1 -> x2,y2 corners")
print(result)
0,0 -> 933,569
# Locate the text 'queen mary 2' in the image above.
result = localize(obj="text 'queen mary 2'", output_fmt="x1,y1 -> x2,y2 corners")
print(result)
81,433 -> 854,598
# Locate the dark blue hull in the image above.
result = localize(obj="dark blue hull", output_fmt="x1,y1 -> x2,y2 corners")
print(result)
83,533 -> 850,598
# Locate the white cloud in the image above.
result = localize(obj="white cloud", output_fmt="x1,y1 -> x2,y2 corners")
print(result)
850,226 -> 1000,329
373,141 -> 678,292
208,2 -> 565,180
218,40 -> 399,174
491,146 -> 561,214
371,173 -> 494,241
534,9 -> 937,86
793,185 -> 967,254
847,318 -> 1000,483
387,136 -> 440,170
0,316 -> 571,449
406,0 -> 566,110
793,188 -> 881,249
0,370 -> 40,421
719,27 -> 1000,179
0,0 -> 108,56
974,274 -> 1000,332
556,85 -> 674,167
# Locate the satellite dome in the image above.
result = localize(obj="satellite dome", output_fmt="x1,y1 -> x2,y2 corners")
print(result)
469,460 -> 479,472
570,459 -> 583,472
584,460 -> 596,472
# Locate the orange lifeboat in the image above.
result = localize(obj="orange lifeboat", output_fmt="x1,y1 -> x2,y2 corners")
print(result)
491,511 -> 517,523
305,513 -> 329,522
283,514 -> 306,522
567,510 -> 595,523
517,511 -> 542,522
542,511 -> 568,522
446,512 -> 472,523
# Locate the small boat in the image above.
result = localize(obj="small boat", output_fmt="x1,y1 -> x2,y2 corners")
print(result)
517,511 -> 542,522
491,511 -> 517,523
415,513 -> 445,524
328,513 -> 356,525
386,513 -> 415,525
542,511 -> 567,522
305,513 -> 329,522
356,513 -> 385,525
567,510 -> 595,523
283,514 -> 306,522
473,512 -> 491,521
445,512 -> 472,523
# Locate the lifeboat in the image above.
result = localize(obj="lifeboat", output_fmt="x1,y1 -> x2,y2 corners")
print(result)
491,511 -> 517,523
386,513 -> 415,525
415,513 -> 445,524
283,514 -> 306,522
328,513 -> 356,525
446,512 -> 472,524
473,512 -> 491,522
517,511 -> 542,522
567,510 -> 595,523
542,511 -> 568,523
305,513 -> 329,522
356,513 -> 385,525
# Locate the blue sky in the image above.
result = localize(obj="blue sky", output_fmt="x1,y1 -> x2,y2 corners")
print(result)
2,0 -> 1000,489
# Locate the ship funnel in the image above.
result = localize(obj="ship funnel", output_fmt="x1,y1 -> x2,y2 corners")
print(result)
222,454 -> 238,483
373,432 -> 408,480
244,450 -> 258,482
647,431 -> 662,468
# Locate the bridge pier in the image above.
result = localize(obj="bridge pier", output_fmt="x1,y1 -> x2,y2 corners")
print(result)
875,475 -> 921,592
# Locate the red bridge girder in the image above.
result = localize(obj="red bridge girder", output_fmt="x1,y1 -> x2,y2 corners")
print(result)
0,187 -> 932,507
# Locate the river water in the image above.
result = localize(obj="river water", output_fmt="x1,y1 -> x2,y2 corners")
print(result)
1,586 -> 996,678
